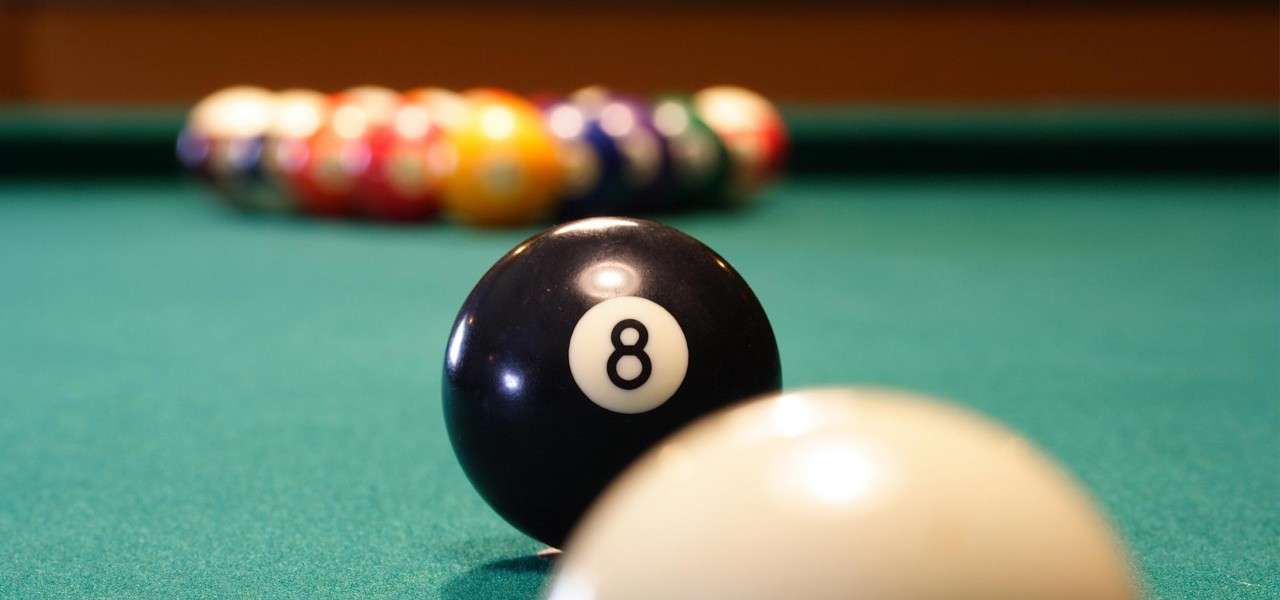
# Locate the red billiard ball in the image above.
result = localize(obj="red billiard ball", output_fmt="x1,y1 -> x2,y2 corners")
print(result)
351,95 -> 454,222
279,86 -> 397,217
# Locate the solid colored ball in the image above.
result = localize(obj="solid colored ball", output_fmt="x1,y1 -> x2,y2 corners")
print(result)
275,131 -> 362,217
350,93 -> 455,221
330,85 -> 401,133
650,96 -> 733,208
692,85 -> 788,200
545,88 -> 672,219
442,217 -> 781,548
441,89 -> 564,226
548,387 -> 1141,600
402,87 -> 470,134
280,86 -> 398,217
543,98 -> 628,219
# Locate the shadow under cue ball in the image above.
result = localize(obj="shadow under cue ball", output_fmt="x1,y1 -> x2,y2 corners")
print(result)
546,387 -> 1142,600
442,217 -> 782,549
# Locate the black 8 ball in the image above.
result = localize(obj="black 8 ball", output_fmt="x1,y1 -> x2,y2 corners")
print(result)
443,217 -> 781,548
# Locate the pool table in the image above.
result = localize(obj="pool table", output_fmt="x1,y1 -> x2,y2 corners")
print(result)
1,105 -> 1277,599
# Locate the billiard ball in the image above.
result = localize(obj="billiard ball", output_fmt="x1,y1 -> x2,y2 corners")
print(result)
180,86 -> 277,210
331,85 -> 401,127
570,88 -> 670,198
542,97 -> 628,219
281,86 -> 398,217
258,88 -> 329,212
277,130 -> 361,217
547,387 -> 1141,600
402,87 -> 470,134
214,88 -> 327,212
442,217 -> 781,548
440,89 -> 564,226
650,95 -> 733,208
692,85 -> 788,201
350,93 -> 452,221
185,85 -> 275,144
206,135 -> 280,211
544,88 -> 672,219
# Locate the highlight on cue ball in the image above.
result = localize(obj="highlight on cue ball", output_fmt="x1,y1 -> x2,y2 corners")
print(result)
546,387 -> 1142,600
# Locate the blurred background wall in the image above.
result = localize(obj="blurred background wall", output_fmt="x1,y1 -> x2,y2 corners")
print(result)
0,2 -> 1275,104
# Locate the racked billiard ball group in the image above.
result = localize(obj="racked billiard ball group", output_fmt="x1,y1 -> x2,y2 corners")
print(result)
178,84 -> 788,227
188,81 -> 1142,600
440,217 -> 1143,599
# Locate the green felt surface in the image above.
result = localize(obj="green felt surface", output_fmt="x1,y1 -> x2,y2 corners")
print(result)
1,176 -> 1278,599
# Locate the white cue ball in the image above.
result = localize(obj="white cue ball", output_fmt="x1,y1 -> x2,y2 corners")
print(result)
545,387 -> 1141,600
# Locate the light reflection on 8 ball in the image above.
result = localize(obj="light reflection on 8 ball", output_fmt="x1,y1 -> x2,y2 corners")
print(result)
442,217 -> 781,548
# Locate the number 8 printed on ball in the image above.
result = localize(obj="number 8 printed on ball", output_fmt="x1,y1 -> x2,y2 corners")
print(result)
568,296 -> 689,414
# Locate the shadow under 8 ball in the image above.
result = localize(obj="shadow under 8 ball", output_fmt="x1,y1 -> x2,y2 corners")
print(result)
442,217 -> 781,548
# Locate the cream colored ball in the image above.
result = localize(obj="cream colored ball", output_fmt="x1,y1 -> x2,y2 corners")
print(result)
188,85 -> 276,140
546,387 -> 1141,600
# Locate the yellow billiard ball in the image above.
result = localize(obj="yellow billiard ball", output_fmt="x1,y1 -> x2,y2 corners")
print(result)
441,89 -> 564,227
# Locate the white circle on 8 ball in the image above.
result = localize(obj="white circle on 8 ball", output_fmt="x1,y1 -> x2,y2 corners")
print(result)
568,296 -> 689,414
